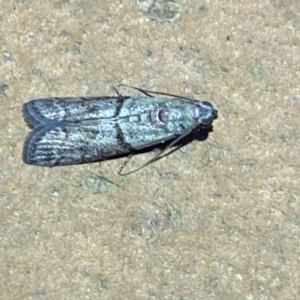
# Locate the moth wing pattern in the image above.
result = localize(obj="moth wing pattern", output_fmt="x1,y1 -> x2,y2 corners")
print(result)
22,97 -> 129,126
23,123 -> 130,166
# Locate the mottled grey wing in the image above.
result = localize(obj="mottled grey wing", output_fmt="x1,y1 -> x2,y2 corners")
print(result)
23,123 -> 131,166
23,97 -> 128,127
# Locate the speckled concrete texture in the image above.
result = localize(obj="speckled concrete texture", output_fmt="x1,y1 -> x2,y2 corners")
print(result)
1,1 -> 299,299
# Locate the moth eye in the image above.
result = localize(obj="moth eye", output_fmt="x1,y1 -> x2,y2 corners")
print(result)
201,116 -> 214,126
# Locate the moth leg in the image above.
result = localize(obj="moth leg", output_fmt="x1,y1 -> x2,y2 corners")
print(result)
118,84 -> 154,98
112,85 -> 122,97
118,84 -> 194,101
118,153 -> 135,175
119,128 -> 195,176
119,145 -> 182,176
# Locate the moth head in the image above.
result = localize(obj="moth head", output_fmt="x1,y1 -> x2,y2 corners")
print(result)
194,101 -> 218,126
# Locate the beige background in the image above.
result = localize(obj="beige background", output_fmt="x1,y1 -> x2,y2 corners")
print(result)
1,0 -> 299,299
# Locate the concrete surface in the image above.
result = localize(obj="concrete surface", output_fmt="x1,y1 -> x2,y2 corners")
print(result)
0,0 -> 299,299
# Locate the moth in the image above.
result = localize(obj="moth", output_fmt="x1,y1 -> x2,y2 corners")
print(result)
23,86 -> 218,174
